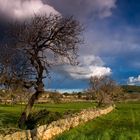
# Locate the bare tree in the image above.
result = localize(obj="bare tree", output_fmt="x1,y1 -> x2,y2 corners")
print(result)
89,76 -> 123,106
0,44 -> 32,106
9,14 -> 83,128
0,44 -> 30,89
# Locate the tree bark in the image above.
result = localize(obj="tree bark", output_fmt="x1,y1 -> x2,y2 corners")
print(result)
18,48 -> 45,128
18,83 -> 43,129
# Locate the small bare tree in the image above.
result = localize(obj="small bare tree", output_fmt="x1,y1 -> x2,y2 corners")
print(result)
0,44 -> 30,90
0,44 -> 32,106
89,76 -> 123,106
9,14 -> 83,128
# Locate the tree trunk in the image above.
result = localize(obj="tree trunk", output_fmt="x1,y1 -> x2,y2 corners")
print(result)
18,50 -> 45,128
18,91 -> 38,128
18,83 -> 44,129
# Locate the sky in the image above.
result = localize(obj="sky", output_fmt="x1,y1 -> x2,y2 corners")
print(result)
0,0 -> 140,92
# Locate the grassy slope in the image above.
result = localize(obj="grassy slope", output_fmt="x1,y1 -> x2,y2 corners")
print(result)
0,102 -> 95,130
55,102 -> 140,140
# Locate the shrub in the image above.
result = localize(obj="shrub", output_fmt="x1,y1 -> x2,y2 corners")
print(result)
26,109 -> 62,129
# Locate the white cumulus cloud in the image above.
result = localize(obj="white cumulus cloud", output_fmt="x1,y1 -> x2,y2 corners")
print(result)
65,65 -> 111,79
127,75 -> 140,85
53,55 -> 112,79
0,0 -> 59,20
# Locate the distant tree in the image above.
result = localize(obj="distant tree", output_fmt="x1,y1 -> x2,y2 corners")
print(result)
63,92 -> 70,96
89,76 -> 124,106
77,92 -> 82,99
122,85 -> 140,93
9,14 -> 83,128
49,92 -> 62,103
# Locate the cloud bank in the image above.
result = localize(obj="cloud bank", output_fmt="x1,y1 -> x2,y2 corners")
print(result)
0,0 -> 59,20
46,0 -> 116,20
53,55 -> 111,80
127,75 -> 140,85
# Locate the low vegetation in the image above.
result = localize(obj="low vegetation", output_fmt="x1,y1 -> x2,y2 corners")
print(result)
55,101 -> 140,140
0,102 -> 95,135
0,89 -> 140,139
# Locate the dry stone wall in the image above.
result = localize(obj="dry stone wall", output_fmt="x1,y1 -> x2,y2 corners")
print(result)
0,106 -> 114,140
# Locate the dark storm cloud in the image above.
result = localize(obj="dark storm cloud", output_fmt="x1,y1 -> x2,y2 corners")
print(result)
0,0 -> 59,44
0,0 -> 59,21
46,0 -> 116,21
0,0 -> 117,22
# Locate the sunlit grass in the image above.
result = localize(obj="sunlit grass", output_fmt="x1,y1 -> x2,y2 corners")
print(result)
0,102 -> 95,130
55,102 -> 140,140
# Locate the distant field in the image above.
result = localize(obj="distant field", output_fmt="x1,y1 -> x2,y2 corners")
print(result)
0,102 -> 95,131
55,102 -> 140,140
122,85 -> 140,93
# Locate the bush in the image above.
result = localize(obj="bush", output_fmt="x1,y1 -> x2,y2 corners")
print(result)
26,109 -> 62,129
49,93 -> 62,103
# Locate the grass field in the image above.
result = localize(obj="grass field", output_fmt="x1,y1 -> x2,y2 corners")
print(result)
0,102 -> 95,131
55,102 -> 140,140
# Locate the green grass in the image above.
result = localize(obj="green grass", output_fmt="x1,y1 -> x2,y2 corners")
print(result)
0,102 -> 95,130
55,102 -> 140,140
